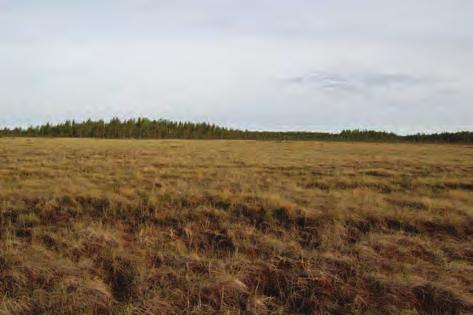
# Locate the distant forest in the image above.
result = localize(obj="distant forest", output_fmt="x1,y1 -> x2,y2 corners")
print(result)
1,118 -> 472,143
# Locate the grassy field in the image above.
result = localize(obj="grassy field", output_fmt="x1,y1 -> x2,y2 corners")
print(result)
0,138 -> 472,314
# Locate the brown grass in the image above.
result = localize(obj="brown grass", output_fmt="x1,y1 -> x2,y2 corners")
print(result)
0,138 -> 472,314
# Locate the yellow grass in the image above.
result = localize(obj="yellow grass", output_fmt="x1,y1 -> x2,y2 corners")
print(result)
1,138 -> 472,314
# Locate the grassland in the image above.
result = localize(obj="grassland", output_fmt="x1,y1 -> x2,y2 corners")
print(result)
0,138 -> 472,314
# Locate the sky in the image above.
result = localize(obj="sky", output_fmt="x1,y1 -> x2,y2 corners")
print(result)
0,0 -> 472,133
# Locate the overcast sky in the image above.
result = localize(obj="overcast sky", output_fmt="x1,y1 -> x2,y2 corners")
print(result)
1,0 -> 472,133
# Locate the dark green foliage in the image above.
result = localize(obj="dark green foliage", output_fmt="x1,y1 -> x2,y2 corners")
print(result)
1,118 -> 472,143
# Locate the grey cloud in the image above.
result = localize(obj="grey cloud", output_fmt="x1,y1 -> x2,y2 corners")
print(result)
286,71 -> 448,96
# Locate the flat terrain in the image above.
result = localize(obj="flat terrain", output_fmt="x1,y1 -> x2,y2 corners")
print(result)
0,138 -> 472,314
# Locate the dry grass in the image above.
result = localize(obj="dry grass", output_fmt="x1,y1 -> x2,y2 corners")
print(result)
0,138 -> 472,314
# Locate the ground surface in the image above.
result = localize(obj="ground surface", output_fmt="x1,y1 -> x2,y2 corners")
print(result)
0,138 -> 472,314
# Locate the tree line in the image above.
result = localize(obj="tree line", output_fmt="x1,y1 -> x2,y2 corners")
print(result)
1,118 -> 472,143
